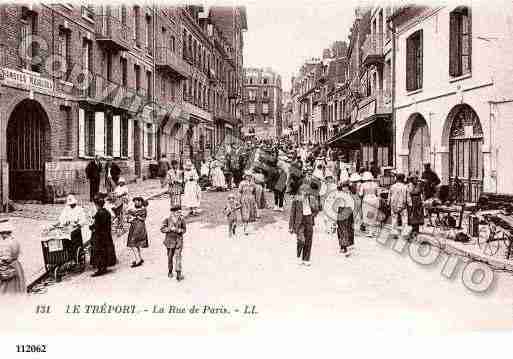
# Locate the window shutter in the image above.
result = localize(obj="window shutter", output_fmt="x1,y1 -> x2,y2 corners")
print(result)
467,8 -> 472,74
78,108 -> 85,157
406,36 -> 413,91
128,117 -> 133,158
94,111 -> 105,156
113,115 -> 121,157
418,30 -> 423,89
449,13 -> 459,76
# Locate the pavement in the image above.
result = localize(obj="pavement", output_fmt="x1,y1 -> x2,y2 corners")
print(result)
2,179 -> 167,284
7,188 -> 513,335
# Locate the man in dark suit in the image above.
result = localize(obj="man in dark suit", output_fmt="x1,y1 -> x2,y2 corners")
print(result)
289,182 -> 320,266
86,155 -> 102,202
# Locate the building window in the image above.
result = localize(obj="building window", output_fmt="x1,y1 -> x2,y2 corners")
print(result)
121,5 -> 127,26
120,57 -> 127,86
85,110 -> 95,157
106,50 -> 112,81
145,14 -> 152,54
161,76 -> 166,99
406,30 -> 423,91
449,7 -> 471,77
106,114 -> 113,156
121,116 -> 129,157
82,39 -> 92,94
58,28 -> 71,80
134,6 -> 140,47
134,64 -> 141,91
262,103 -> 269,114
146,123 -> 154,158
170,35 -> 175,52
146,70 -> 152,99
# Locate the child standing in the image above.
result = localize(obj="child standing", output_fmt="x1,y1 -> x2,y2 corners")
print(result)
160,207 -> 186,281
126,197 -> 148,268
224,194 -> 241,238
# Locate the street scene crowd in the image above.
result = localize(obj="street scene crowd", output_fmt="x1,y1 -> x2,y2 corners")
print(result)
1,135 -> 451,295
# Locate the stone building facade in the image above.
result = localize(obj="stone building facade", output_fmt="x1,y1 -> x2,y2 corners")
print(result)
242,67 -> 282,139
0,3 -> 246,207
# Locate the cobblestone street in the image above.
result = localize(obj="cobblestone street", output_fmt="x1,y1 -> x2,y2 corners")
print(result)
9,189 -> 513,335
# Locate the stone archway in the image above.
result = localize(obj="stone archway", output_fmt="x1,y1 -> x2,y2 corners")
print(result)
7,99 -> 51,201
402,113 -> 430,176
444,104 -> 484,202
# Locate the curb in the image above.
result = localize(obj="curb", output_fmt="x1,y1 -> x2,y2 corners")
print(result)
417,232 -> 513,272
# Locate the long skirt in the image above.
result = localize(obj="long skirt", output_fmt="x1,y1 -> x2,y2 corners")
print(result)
212,168 -> 226,189
337,211 -> 354,249
254,184 -> 266,209
408,192 -> 425,226
127,220 -> 149,248
0,261 -> 26,294
182,180 -> 201,208
240,194 -> 257,222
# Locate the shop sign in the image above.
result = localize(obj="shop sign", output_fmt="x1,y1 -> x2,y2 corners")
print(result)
0,67 -> 54,94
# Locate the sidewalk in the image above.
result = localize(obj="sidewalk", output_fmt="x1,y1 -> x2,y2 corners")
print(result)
379,219 -> 513,271
2,178 -> 167,285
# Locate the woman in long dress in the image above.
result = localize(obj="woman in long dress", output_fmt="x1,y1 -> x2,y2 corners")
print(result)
166,160 -> 183,210
0,220 -> 26,295
360,171 -> 380,237
253,171 -> 267,213
407,175 -> 425,240
126,197 -> 148,267
239,172 -> 258,234
211,158 -> 227,191
182,160 -> 201,216
89,195 -> 117,277
336,182 -> 355,256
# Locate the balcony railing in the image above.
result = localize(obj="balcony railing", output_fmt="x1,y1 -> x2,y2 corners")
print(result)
155,47 -> 188,80
95,15 -> 131,52
362,32 -> 384,67
74,74 -> 133,110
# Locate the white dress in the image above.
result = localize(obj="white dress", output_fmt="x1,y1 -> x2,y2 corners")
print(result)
182,168 -> 201,208
211,161 -> 227,189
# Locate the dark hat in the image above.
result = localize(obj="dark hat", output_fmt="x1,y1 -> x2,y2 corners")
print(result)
170,205 -> 182,212
132,196 -> 145,203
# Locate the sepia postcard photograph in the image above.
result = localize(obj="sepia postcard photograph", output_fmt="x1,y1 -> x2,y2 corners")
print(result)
1,0 -> 513,356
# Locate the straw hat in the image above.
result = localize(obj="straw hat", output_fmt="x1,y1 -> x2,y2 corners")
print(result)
118,177 -> 126,184
66,195 -> 77,206
244,170 -> 253,177
0,219 -> 14,233
349,173 -> 362,182
184,160 -> 193,169
361,171 -> 375,182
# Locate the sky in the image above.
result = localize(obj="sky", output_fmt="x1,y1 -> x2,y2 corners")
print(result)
240,0 -> 359,92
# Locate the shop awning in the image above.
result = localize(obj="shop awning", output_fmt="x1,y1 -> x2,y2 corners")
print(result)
326,117 -> 378,145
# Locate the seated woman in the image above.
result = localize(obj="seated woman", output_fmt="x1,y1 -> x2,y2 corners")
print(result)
55,195 -> 88,260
